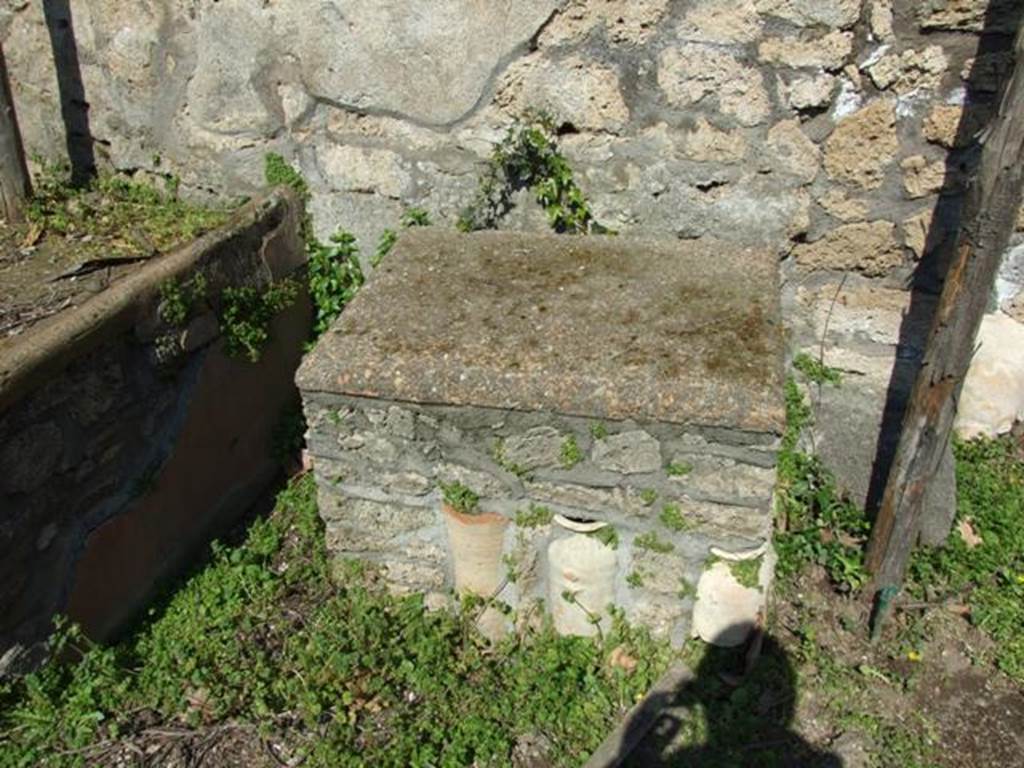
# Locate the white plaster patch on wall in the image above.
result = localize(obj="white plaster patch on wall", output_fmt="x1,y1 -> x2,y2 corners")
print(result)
831,78 -> 863,119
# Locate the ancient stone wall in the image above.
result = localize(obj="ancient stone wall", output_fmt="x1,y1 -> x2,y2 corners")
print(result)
302,393 -> 776,647
1,1 -> 1021,519
0,2 -> 1015,266
0,189 -> 308,674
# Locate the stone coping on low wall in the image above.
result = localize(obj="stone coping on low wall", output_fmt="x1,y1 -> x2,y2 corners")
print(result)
0,188 -> 304,412
298,228 -> 785,433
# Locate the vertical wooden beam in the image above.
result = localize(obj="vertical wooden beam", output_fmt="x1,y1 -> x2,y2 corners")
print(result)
0,43 -> 31,224
866,26 -> 1024,601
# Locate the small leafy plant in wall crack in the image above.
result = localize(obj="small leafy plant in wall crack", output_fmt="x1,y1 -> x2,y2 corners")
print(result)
667,461 -> 694,478
634,531 -> 674,554
705,556 -> 762,591
515,503 -> 553,528
308,230 -> 365,336
793,351 -> 842,387
219,278 -> 299,363
263,153 -> 366,339
159,272 -> 207,327
560,435 -> 583,469
494,438 -> 530,478
372,206 -> 433,268
677,577 -> 697,600
589,525 -> 619,550
457,109 -> 608,234
659,504 -> 691,532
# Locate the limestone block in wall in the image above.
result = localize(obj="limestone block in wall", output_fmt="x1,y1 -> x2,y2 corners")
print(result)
501,426 -> 566,471
602,167 -> 811,248
755,0 -> 861,29
319,495 -> 439,550
523,480 -> 641,520
591,430 -> 661,475
437,464 -> 509,499
955,312 -> 1024,439
658,44 -> 770,127
901,155 -> 949,199
918,0 -> 1020,33
817,190 -> 868,223
538,0 -> 669,47
902,210 -> 931,260
758,31 -> 854,71
315,144 -> 412,200
669,457 -> 777,507
869,0 -> 895,41
779,73 -> 838,113
862,46 -> 948,96
681,118 -> 748,164
675,0 -> 762,45
901,208 -> 954,260
186,2 -> 282,140
497,57 -> 630,134
793,221 -> 902,276
281,0 -> 561,125
923,104 -> 974,149
824,100 -> 899,190
766,120 -> 821,185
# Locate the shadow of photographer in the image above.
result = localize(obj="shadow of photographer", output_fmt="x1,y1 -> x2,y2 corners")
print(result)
592,626 -> 841,768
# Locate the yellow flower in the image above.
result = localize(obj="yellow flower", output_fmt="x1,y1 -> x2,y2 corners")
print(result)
907,650 -> 922,663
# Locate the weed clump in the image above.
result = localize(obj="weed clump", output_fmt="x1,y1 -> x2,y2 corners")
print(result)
26,159 -> 230,254
458,110 -> 606,234
774,377 -> 868,592
220,278 -> 299,362
910,436 -> 1024,682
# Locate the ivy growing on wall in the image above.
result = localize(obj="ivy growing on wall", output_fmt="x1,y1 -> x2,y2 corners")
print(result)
264,153 -> 367,338
264,155 -> 432,339
307,231 -> 365,337
457,110 -> 607,235
220,278 -> 300,362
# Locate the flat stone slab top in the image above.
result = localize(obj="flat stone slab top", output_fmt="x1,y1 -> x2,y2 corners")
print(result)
298,229 -> 784,433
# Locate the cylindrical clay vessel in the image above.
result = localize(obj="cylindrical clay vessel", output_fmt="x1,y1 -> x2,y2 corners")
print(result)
547,533 -> 617,637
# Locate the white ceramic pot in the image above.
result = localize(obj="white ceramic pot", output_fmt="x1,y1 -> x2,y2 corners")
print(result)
547,533 -> 617,637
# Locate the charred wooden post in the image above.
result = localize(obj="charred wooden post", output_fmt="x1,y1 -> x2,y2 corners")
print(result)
0,44 -> 31,224
866,27 -> 1024,628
